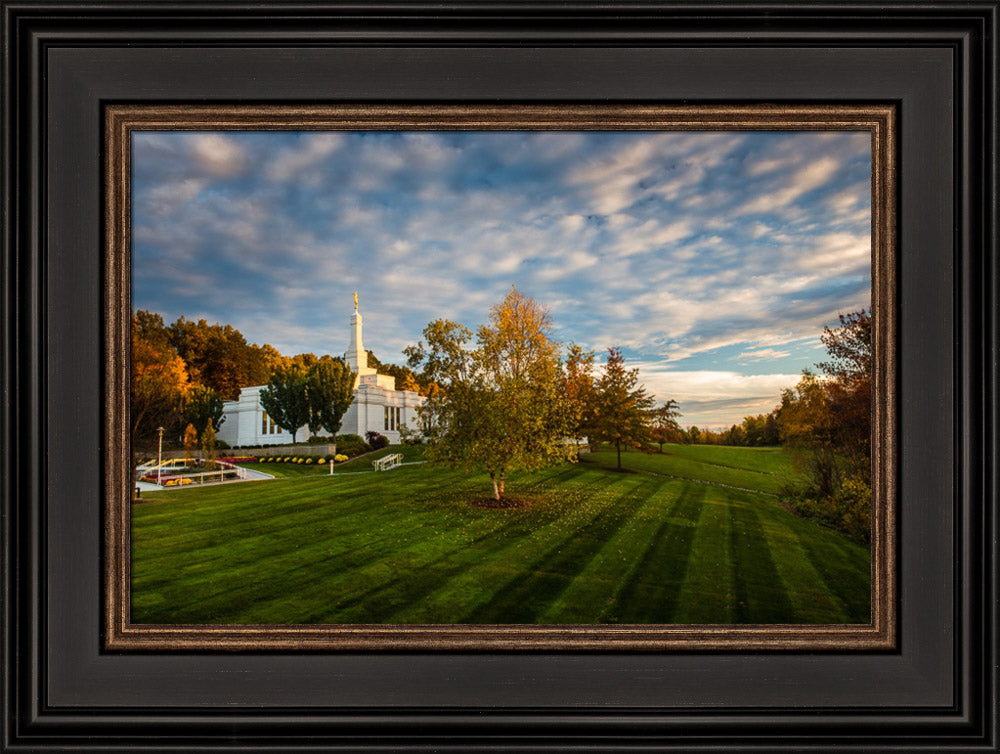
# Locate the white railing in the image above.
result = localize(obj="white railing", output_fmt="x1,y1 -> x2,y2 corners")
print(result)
372,453 -> 403,472
135,457 -> 191,478
155,468 -> 244,487
137,458 -> 245,486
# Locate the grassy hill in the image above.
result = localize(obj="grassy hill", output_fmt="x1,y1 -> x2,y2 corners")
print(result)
131,444 -> 869,625
583,443 -> 806,495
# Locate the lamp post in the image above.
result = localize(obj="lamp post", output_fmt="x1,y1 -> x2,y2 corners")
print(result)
156,426 -> 164,485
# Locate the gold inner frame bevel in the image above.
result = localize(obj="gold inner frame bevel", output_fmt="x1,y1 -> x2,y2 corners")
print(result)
105,104 -> 897,651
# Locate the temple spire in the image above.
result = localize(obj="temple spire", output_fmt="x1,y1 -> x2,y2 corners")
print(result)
347,300 -> 367,373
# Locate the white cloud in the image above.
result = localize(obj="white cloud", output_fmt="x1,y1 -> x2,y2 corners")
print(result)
736,347 -> 791,361
266,133 -> 344,183
189,134 -> 248,178
140,178 -> 206,216
738,155 -> 841,214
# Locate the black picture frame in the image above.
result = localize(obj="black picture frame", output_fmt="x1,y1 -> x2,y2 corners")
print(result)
2,2 -> 996,751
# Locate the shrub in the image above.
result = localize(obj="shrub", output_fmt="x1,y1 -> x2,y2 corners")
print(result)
334,454 -> 349,463
304,457 -> 314,464
832,475 -> 872,545
780,475 -> 871,545
365,431 -> 390,450
335,434 -> 372,457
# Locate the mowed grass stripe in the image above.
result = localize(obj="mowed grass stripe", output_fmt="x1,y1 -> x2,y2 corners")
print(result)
133,469 -> 486,621
536,480 -> 698,623
604,483 -> 706,623
242,469 -> 606,623
172,474 -> 574,623
459,476 -> 668,623
582,451 -> 787,495
657,444 -> 804,480
789,519 -> 871,623
727,494 -> 796,623
753,504 -> 854,623
386,471 -> 635,623
134,475 -> 447,579
671,489 -> 736,623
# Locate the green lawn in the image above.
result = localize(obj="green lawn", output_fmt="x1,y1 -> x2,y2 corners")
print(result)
583,443 -> 806,495
131,444 -> 870,625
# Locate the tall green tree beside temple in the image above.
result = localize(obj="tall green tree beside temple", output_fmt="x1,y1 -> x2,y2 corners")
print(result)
305,358 -> 356,437
590,347 -> 655,470
406,288 -> 569,501
259,365 -> 310,443
183,384 -> 225,438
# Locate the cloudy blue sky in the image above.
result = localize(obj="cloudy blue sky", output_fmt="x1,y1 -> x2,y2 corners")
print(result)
132,129 -> 872,428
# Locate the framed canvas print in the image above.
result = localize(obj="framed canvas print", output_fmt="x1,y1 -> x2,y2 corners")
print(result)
105,104 -> 896,651
2,1 -> 997,752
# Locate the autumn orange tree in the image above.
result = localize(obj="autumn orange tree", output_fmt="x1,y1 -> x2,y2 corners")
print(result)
562,343 -> 596,454
182,423 -> 198,465
817,309 -> 872,485
167,316 -> 274,400
131,312 -> 191,454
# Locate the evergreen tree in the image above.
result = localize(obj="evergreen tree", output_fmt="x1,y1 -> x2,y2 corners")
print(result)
590,347 -> 655,470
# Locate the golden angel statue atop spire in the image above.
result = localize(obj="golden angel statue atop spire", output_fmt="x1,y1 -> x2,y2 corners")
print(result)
353,291 -> 359,310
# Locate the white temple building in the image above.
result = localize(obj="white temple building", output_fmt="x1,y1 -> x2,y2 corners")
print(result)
216,297 -> 425,448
